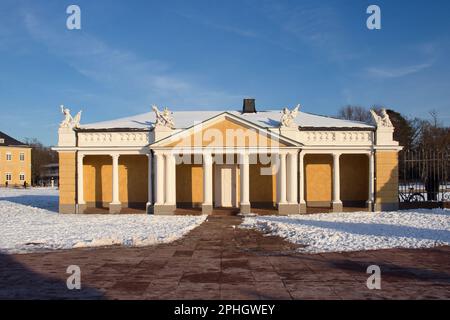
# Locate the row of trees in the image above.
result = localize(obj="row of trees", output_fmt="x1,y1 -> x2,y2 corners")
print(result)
337,105 -> 450,151
338,105 -> 450,201
23,138 -> 58,186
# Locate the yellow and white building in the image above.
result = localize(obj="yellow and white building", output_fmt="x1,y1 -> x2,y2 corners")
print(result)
0,131 -> 31,187
54,100 -> 402,214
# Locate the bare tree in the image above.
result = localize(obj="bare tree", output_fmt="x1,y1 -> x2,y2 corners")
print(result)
337,105 -> 372,124
24,138 -> 58,186
428,109 -> 439,128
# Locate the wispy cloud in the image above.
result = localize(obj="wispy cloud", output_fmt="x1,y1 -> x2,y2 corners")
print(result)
20,9 -> 241,108
179,12 -> 260,39
258,1 -> 359,63
177,11 -> 300,53
366,62 -> 433,79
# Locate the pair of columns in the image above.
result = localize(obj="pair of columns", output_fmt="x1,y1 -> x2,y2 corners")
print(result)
277,151 -> 299,214
152,151 -> 252,214
298,151 -> 375,212
278,152 -> 298,204
203,152 -> 299,215
77,153 -> 123,213
153,152 -> 176,214
330,152 -> 375,211
201,152 -> 250,214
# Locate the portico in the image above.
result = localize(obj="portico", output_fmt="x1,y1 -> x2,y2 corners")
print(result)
73,149 -> 374,215
54,99 -> 402,215
149,148 -> 301,215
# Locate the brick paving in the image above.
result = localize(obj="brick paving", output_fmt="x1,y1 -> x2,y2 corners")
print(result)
0,216 -> 449,299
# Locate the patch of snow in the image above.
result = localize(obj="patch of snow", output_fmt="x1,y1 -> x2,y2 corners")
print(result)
240,210 -> 450,253
81,110 -> 373,130
0,187 -> 206,254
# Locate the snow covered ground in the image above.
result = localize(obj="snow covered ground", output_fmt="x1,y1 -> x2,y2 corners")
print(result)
0,187 -> 206,254
241,210 -> 450,253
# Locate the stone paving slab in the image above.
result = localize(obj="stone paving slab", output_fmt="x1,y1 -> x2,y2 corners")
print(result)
0,216 -> 449,299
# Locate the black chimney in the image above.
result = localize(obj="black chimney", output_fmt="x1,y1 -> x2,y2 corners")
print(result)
242,98 -> 256,113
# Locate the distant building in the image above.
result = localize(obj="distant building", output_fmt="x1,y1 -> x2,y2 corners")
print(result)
0,131 -> 31,187
39,163 -> 59,187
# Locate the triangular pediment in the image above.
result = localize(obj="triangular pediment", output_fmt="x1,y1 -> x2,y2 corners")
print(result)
150,112 -> 299,148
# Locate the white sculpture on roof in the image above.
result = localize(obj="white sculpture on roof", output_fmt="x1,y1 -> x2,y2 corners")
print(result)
60,105 -> 82,129
280,104 -> 300,128
370,108 -> 393,127
152,105 -> 175,129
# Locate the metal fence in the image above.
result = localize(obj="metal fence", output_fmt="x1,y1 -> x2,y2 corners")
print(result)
398,149 -> 450,208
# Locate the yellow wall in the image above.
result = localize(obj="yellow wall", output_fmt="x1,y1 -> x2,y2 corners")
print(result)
59,151 -> 76,210
175,157 -> 277,208
250,162 -> 277,206
305,154 -> 332,204
119,155 -> 148,206
340,154 -> 369,202
167,117 -> 287,147
176,163 -> 204,205
0,146 -> 31,186
375,151 -> 399,204
83,155 -> 149,207
83,155 -> 112,206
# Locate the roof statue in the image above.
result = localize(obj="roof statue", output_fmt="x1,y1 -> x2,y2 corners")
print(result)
370,108 -> 393,127
152,105 -> 175,129
59,105 -> 82,129
280,104 -> 300,128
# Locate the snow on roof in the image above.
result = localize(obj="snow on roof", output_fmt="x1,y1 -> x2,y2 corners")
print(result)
0,131 -> 28,146
80,110 -> 373,130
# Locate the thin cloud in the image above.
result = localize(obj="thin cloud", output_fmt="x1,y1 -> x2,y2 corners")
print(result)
258,1 -> 359,62
178,12 -> 260,39
21,10 -> 241,108
367,62 -> 433,79
177,11 -> 300,54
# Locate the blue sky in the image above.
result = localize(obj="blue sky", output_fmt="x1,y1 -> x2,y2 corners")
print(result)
0,0 -> 449,146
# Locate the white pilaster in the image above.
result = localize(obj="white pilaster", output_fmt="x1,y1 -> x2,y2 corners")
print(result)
77,153 -> 85,205
332,153 -> 342,208
154,152 -> 165,205
367,151 -> 375,210
287,151 -> 298,204
203,152 -> 213,205
278,152 -> 287,204
111,154 -> 120,205
165,152 -> 176,205
146,153 -> 153,210
299,152 -> 305,205
240,152 -> 250,206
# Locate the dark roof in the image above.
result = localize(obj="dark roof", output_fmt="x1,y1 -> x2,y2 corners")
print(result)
0,131 -> 28,147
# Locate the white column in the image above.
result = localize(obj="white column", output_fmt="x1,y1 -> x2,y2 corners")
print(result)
240,152 -> 250,205
165,152 -> 176,205
367,151 -> 375,209
287,151 -> 298,204
332,153 -> 342,205
146,153 -> 153,208
203,152 -> 213,205
299,152 -> 306,205
77,153 -> 85,205
154,152 -> 165,205
111,154 -> 120,205
279,152 -> 287,204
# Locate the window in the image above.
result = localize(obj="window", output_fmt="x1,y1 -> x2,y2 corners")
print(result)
0,138 -> 4,144
6,152 -> 12,161
5,173 -> 12,182
19,173 -> 25,181
20,152 -> 25,161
